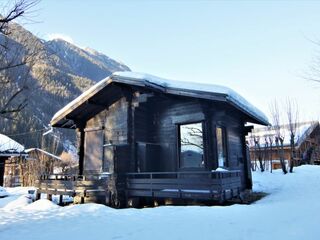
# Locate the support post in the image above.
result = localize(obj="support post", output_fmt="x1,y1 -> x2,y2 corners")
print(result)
36,191 -> 41,200
59,195 -> 63,206
78,127 -> 85,176
127,94 -> 135,172
47,194 -> 52,201
243,126 -> 253,189
202,103 -> 214,170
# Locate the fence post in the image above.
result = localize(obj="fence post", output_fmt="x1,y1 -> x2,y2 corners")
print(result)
59,195 -> 63,206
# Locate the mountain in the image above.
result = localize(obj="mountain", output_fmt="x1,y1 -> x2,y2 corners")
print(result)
0,22 -> 130,152
45,39 -> 129,81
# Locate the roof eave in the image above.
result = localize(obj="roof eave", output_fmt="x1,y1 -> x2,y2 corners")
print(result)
50,73 -> 269,128
0,152 -> 28,157
228,100 -> 270,126
50,77 -> 115,127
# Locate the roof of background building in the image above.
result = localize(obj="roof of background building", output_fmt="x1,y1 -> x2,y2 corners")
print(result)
0,133 -> 25,156
248,121 -> 319,148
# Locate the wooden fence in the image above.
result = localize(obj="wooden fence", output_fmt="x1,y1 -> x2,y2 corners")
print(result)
126,170 -> 242,202
35,174 -> 110,204
35,170 -> 242,205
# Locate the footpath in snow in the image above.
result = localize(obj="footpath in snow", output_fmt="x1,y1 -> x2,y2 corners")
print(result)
1,165 -> 320,240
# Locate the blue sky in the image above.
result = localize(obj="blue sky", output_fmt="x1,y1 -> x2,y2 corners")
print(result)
18,0 -> 320,122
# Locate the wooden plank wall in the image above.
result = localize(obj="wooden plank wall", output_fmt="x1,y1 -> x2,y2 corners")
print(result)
81,86 -> 249,191
84,97 -> 129,174
132,94 -> 247,189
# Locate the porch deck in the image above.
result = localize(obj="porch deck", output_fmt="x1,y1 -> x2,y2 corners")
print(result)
126,170 -> 242,202
35,170 -> 242,206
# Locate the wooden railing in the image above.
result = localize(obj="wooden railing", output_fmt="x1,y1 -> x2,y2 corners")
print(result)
126,170 -> 242,201
35,170 -> 242,204
35,173 -> 111,204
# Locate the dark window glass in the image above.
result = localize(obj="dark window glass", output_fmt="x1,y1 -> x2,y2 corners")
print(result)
216,126 -> 227,167
179,122 -> 204,168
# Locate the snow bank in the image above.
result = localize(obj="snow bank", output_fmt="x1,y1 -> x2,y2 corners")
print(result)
24,199 -> 59,211
0,186 -> 9,197
3,195 -> 32,210
1,166 -> 320,240
5,186 -> 36,196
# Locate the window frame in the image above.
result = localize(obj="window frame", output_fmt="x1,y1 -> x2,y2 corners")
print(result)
177,121 -> 206,170
215,125 -> 228,168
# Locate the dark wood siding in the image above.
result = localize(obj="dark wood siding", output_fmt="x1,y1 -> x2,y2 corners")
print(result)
133,95 -> 206,172
84,129 -> 103,174
131,94 -> 247,180
211,111 -> 246,189
83,97 -> 130,174
0,157 -> 6,186
81,87 -> 250,191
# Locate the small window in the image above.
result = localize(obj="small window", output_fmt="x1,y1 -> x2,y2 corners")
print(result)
216,126 -> 227,167
179,122 -> 204,168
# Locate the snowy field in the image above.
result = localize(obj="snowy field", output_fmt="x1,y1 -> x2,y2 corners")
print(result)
1,165 -> 320,240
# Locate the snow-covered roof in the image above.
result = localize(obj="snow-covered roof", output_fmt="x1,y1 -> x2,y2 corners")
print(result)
0,133 -> 25,156
25,148 -> 62,161
248,121 -> 319,148
51,71 -> 269,126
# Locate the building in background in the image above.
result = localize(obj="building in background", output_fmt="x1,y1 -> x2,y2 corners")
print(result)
0,134 -> 26,186
248,121 -> 320,170
3,148 -> 62,187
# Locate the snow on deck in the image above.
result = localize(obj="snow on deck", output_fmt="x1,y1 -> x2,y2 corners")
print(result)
51,72 -> 269,126
1,165 -> 320,240
0,133 -> 24,154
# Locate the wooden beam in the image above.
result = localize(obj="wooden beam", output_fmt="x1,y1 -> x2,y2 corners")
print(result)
59,118 -> 77,128
86,99 -> 107,108
244,125 -> 254,135
78,128 -> 85,176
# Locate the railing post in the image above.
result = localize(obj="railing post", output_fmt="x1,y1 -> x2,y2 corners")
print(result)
150,173 -> 153,197
59,195 -> 63,206
177,172 -> 182,198
36,191 -> 41,201
47,193 -> 52,201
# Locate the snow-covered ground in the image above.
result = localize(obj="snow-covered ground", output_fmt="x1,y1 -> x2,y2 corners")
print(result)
1,165 -> 320,240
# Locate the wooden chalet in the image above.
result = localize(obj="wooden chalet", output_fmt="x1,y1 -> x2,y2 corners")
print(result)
4,148 -> 62,187
0,133 -> 26,186
36,72 -> 269,207
249,121 -> 320,170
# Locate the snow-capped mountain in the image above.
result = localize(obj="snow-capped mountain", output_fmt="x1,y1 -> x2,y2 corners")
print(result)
0,22 -> 130,151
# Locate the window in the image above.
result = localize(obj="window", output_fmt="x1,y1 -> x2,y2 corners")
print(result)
179,122 -> 204,168
216,126 -> 227,167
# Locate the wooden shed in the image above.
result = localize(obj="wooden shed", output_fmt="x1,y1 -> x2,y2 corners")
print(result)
0,133 -> 26,186
4,148 -> 62,187
36,72 -> 269,207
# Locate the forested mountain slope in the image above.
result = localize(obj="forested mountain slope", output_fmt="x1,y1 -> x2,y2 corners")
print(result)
0,22 -> 130,152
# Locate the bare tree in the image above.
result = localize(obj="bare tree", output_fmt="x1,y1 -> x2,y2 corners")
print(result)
285,98 -> 299,173
253,136 -> 264,172
264,136 -> 269,171
180,126 -> 203,149
270,100 -> 287,174
0,0 -> 41,119
268,135 -> 273,173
